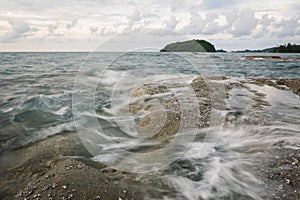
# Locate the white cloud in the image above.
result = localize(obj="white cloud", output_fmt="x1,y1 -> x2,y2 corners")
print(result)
180,12 -> 206,34
0,0 -> 299,51
180,11 -> 226,35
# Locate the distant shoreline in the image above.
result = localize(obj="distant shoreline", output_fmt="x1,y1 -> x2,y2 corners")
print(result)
0,51 -> 300,55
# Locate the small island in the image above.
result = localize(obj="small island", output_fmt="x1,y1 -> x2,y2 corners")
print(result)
160,39 -> 216,52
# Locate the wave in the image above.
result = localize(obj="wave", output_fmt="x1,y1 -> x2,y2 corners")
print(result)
0,93 -> 74,152
0,121 -> 75,152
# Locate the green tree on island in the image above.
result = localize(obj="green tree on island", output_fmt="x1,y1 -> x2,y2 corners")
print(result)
272,43 -> 300,53
160,39 -> 216,52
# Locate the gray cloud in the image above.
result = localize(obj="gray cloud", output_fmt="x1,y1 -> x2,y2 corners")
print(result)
142,12 -> 159,19
1,19 -> 37,42
201,0 -> 244,9
260,14 -> 276,32
229,9 -> 259,37
89,26 -> 116,36
165,16 -> 179,30
99,27 -> 116,36
171,0 -> 202,13
48,22 -> 59,34
203,21 -> 221,35
66,19 -> 77,29
276,17 -> 300,37
89,26 -> 99,35
127,8 -> 142,30
149,29 -> 180,36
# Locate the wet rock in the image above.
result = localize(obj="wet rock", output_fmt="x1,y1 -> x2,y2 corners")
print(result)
248,78 -> 300,96
128,78 -> 213,140
101,167 -> 117,173
132,84 -> 168,97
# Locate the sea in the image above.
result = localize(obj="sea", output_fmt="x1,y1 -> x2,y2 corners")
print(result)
0,52 -> 300,199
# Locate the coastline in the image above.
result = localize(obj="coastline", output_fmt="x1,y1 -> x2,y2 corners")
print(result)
0,76 -> 299,199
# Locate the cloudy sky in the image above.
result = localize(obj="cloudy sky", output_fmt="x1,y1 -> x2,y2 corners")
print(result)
0,0 -> 299,51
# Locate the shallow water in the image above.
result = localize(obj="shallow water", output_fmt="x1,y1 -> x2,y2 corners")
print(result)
0,52 -> 300,199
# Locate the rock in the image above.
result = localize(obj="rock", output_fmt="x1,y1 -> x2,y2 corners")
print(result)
132,84 -> 168,97
129,84 -> 181,139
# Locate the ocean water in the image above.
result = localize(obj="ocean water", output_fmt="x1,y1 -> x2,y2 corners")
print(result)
0,52 -> 300,199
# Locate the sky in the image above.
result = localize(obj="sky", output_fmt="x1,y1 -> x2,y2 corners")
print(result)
0,0 -> 299,51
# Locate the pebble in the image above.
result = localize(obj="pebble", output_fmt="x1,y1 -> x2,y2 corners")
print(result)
42,185 -> 50,191
292,158 -> 299,166
33,194 -> 41,198
285,179 -> 291,185
62,185 -> 67,189
52,183 -> 57,189
46,160 -> 54,168
95,195 -> 101,199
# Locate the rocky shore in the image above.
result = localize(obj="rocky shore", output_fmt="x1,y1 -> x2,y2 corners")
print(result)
0,132 -> 140,200
1,77 -> 299,200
